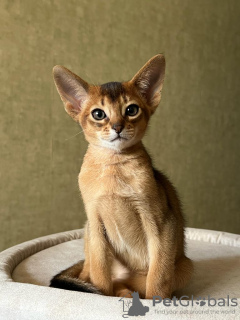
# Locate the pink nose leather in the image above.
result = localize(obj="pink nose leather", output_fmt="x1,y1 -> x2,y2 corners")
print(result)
112,124 -> 123,133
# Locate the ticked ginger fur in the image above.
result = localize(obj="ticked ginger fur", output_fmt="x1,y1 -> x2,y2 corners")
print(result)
50,54 -> 193,299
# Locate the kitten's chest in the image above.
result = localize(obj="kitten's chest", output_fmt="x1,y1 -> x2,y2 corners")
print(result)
78,159 -> 154,201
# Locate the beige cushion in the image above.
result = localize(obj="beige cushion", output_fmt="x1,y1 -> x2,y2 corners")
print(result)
0,228 -> 239,319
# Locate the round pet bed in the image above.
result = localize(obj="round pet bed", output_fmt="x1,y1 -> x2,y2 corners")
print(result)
0,228 -> 239,320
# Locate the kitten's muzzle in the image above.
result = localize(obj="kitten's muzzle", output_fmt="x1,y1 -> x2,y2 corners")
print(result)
110,129 -> 129,142
111,135 -> 128,142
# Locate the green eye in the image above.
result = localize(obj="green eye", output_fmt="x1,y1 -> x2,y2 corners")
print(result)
91,109 -> 106,120
125,104 -> 139,116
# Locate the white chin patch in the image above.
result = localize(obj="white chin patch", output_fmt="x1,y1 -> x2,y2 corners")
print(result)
101,138 -> 130,151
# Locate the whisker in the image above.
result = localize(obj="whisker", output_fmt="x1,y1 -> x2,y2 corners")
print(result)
64,130 -> 84,141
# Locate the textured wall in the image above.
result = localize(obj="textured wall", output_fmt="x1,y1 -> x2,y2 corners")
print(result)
1,0 -> 240,251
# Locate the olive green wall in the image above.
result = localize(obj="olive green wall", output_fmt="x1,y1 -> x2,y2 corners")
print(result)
1,0 -> 239,251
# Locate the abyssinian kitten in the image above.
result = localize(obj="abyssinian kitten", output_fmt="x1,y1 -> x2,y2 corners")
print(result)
50,54 -> 193,299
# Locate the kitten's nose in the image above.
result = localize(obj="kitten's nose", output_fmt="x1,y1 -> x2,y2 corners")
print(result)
112,123 -> 124,134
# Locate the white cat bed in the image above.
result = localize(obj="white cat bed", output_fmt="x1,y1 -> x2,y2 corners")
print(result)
0,228 -> 239,320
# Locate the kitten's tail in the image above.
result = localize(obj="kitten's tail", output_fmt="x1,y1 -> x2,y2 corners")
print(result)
49,260 -> 102,295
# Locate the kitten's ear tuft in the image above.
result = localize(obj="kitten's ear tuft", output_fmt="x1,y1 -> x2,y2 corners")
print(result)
53,65 -> 89,121
131,54 -> 165,113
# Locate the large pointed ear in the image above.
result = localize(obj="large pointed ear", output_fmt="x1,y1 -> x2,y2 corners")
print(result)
53,65 -> 89,121
130,54 -> 165,113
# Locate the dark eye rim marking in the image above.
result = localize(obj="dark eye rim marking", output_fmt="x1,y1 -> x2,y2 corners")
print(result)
91,108 -> 107,120
125,104 -> 139,117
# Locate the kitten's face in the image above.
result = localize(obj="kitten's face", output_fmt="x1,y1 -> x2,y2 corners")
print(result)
79,82 -> 150,151
53,54 -> 165,152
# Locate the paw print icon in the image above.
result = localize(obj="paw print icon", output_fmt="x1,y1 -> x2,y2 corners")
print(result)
196,298 -> 206,306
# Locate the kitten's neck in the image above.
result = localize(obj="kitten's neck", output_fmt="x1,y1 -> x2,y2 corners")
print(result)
85,141 -> 150,165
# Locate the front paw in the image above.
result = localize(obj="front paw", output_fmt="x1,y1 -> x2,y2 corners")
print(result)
146,285 -> 172,300
146,291 -> 171,300
91,278 -> 113,296
102,285 -> 113,296
116,289 -> 132,298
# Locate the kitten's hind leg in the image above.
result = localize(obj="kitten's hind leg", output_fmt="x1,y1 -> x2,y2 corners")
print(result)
173,256 -> 194,291
50,260 -> 102,294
